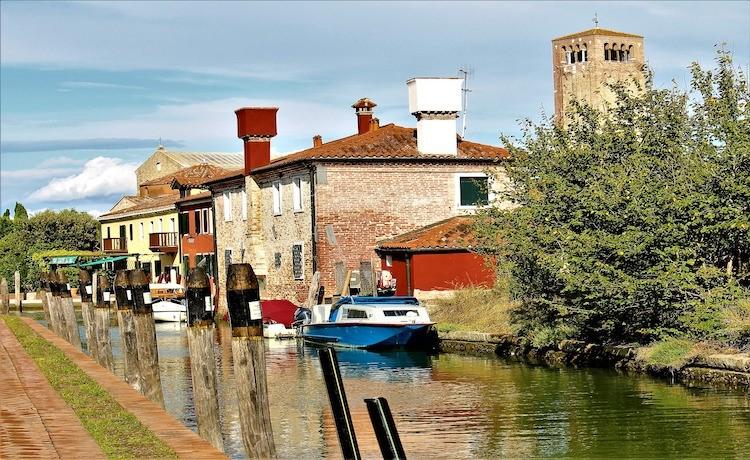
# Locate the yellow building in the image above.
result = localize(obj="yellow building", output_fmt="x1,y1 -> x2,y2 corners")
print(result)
99,193 -> 181,277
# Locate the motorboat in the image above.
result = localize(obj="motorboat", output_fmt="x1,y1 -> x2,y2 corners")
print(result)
299,296 -> 436,349
152,298 -> 187,322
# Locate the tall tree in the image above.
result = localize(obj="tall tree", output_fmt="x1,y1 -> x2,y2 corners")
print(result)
13,202 -> 28,220
476,50 -> 749,346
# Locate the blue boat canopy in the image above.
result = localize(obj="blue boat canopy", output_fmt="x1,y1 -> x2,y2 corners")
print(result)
49,256 -> 78,265
333,296 -> 420,307
79,255 -> 128,267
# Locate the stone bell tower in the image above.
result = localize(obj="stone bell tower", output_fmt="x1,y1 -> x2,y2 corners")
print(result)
552,24 -> 645,123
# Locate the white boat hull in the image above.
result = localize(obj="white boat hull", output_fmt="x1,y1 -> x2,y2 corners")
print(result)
152,300 -> 187,322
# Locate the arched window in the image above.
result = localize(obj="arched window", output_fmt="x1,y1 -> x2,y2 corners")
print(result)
618,44 -> 625,62
626,45 -> 633,61
604,43 -> 610,61
564,46 -> 572,64
576,45 -> 583,63
582,44 -> 588,62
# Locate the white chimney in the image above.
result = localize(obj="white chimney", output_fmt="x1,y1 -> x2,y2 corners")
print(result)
407,77 -> 462,155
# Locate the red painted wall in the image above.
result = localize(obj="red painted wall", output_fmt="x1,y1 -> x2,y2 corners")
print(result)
411,252 -> 494,291
179,202 -> 215,268
381,250 -> 494,295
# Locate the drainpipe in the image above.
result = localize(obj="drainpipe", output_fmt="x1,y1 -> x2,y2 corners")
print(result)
308,162 -> 318,274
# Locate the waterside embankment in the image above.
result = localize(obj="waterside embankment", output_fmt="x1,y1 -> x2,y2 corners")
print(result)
438,331 -> 750,390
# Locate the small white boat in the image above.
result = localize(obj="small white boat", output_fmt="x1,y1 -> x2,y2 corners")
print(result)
263,322 -> 297,339
152,299 -> 187,322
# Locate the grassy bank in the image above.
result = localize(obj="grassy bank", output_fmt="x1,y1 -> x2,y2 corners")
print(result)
2,316 -> 176,459
426,287 -> 517,335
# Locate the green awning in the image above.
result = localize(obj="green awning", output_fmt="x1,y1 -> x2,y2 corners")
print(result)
49,256 -> 78,265
79,255 -> 129,267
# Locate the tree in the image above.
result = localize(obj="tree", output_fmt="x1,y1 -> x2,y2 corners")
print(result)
13,202 -> 28,220
477,50 -> 749,346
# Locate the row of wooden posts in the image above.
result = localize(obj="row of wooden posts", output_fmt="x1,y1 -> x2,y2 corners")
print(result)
0,271 -> 23,315
24,264 -> 275,457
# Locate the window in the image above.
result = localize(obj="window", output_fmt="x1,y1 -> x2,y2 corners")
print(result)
292,243 -> 303,280
179,212 -> 189,236
385,255 -> 393,267
195,210 -> 202,234
223,191 -> 233,221
106,227 -> 111,239
156,162 -> 162,172
224,249 -> 233,269
203,209 -> 211,234
383,310 -> 418,317
170,218 -> 175,232
241,190 -> 248,220
272,181 -> 282,215
139,222 -> 144,240
293,177 -> 303,212
344,309 -> 368,319
158,218 -> 163,232
150,221 -> 154,233
457,174 -> 490,208
129,224 -> 133,241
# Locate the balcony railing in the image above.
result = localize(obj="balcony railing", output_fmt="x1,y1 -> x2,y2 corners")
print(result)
103,237 -> 127,253
149,232 -> 178,252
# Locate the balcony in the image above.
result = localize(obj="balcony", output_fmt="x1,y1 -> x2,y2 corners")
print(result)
149,232 -> 178,253
103,237 -> 127,253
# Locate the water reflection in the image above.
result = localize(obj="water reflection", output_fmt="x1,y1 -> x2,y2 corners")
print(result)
26,312 -> 750,459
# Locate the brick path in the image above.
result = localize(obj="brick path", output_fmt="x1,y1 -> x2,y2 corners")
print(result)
20,317 -> 226,459
0,318 -> 105,459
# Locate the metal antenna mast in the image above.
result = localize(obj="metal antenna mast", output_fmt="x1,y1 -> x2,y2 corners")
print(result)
459,67 -> 473,139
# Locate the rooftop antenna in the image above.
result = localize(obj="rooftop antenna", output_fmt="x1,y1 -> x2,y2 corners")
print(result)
459,67 -> 473,139
592,12 -> 599,28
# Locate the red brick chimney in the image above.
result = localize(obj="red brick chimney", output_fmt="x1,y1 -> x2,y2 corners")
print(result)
352,98 -> 377,135
313,134 -> 323,147
235,107 -> 278,175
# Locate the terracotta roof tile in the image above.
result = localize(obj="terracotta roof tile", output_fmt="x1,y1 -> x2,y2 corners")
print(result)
253,124 -> 509,172
98,192 -> 181,220
175,191 -> 212,205
553,28 -> 642,41
377,216 -> 479,251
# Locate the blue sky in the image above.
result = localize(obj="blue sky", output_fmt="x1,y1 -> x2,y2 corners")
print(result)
1,1 -> 748,216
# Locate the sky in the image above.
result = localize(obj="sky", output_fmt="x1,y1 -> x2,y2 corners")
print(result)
1,1 -> 749,217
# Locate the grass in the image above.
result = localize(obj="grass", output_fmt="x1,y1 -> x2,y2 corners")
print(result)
426,286 -> 517,335
637,337 -> 700,369
2,316 -> 176,459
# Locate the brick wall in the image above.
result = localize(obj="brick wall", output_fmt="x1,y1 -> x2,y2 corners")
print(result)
312,161 -> 507,295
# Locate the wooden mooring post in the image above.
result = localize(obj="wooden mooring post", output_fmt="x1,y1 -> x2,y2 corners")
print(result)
14,270 -> 22,313
79,269 -> 98,363
130,269 -> 165,408
93,271 -> 115,372
55,269 -> 82,349
114,269 -> 142,392
44,273 -> 62,336
185,267 -> 224,451
226,263 -> 276,459
0,278 -> 9,315
38,277 -> 52,326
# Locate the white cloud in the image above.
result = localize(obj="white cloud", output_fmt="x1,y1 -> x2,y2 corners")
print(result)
59,81 -> 144,90
86,209 -> 104,218
27,156 -> 137,202
1,167 -> 79,180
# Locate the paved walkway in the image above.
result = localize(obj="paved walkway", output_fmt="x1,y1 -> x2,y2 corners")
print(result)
0,318 -> 105,459
21,317 -> 226,459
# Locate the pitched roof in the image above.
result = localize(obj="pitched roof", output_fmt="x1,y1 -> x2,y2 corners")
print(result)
175,191 -> 212,206
255,123 -> 509,172
98,192 -> 181,220
377,216 -> 479,251
553,28 -> 643,41
156,148 -> 243,169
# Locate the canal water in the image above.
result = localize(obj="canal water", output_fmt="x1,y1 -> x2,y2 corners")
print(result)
29,314 -> 750,458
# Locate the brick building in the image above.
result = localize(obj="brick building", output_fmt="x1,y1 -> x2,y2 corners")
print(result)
205,78 -> 510,311
552,26 -> 645,123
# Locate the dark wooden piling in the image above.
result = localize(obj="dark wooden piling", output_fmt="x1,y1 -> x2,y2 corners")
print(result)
79,269 -> 98,363
114,269 -> 142,392
305,271 -> 321,307
38,274 -> 52,326
45,273 -> 62,336
93,272 -> 115,372
359,261 -> 375,297
227,263 -> 276,459
55,269 -> 82,349
186,267 -> 224,451
130,269 -> 165,408
0,278 -> 9,315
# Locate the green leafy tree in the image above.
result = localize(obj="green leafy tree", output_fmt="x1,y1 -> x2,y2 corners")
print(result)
13,202 -> 28,220
477,50 -> 749,346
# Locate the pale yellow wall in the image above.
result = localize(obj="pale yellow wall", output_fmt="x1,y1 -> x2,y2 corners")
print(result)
100,210 -> 179,270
